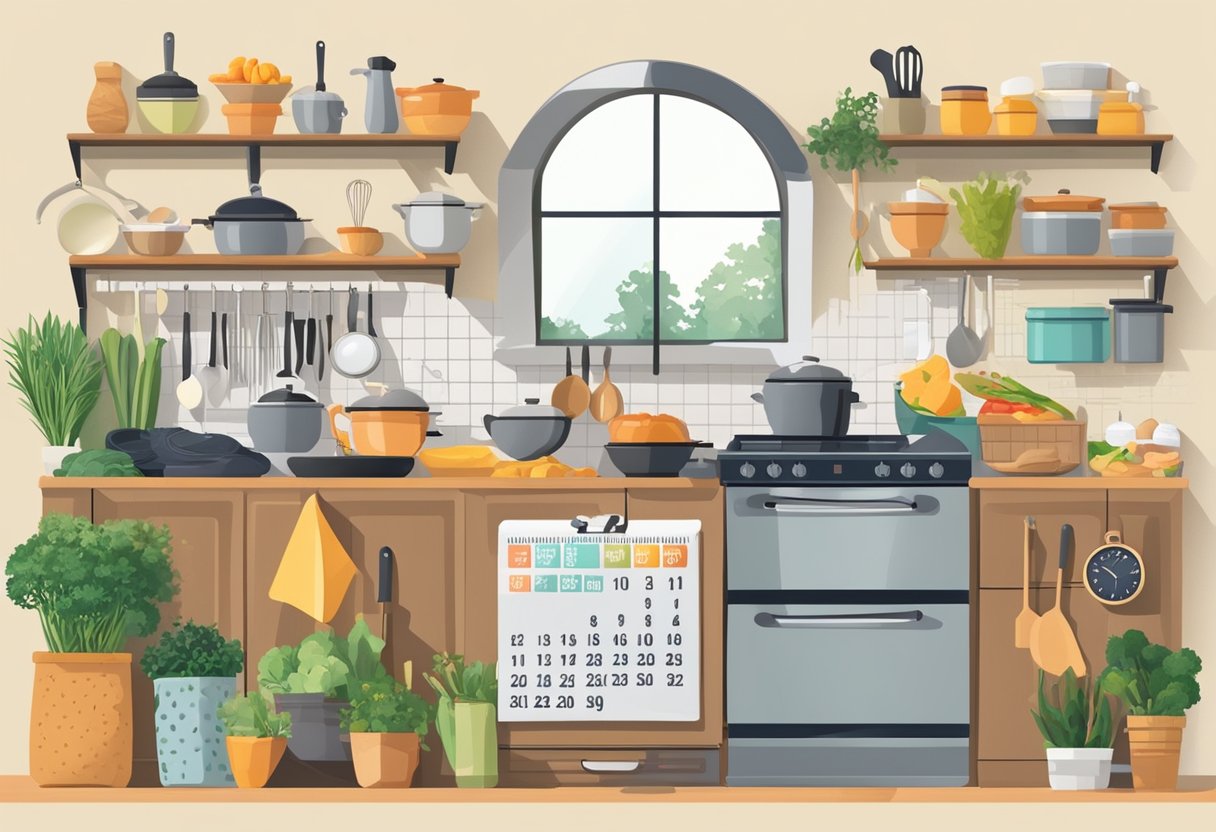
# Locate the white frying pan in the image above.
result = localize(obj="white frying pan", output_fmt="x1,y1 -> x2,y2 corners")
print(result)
331,286 -> 380,379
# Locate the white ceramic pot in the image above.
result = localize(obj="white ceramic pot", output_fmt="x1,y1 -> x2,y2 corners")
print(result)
1045,747 -> 1113,790
42,445 -> 79,475
392,192 -> 482,254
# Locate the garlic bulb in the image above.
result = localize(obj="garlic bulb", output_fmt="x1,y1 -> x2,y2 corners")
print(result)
1105,412 -> 1136,447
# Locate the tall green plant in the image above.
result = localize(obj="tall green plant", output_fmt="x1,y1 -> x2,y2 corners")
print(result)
1031,668 -> 1118,749
1099,629 -> 1202,716
99,329 -> 165,430
5,513 -> 179,652
423,653 -> 497,770
949,171 -> 1028,259
3,313 -> 102,446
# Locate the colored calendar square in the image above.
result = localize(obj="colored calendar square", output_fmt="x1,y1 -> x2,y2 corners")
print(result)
508,574 -> 531,593
584,575 -> 604,592
559,574 -> 583,592
603,544 -> 631,568
534,543 -> 561,568
562,543 -> 600,569
507,544 -> 532,568
633,544 -> 660,568
662,544 -> 689,568
533,574 -> 558,593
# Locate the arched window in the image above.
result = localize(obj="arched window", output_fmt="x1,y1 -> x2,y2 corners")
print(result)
498,61 -> 812,370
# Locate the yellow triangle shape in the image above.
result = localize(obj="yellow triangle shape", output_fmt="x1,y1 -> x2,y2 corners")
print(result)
268,494 -> 358,623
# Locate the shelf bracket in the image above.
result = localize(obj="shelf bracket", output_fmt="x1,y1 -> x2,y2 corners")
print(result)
1150,141 -> 1164,175
1153,268 -> 1168,303
68,138 -> 83,185
444,267 -> 455,298
444,142 -> 457,175
246,144 -> 262,187
70,266 -> 87,333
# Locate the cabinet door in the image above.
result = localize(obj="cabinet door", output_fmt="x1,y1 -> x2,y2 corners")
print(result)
978,491 -> 1106,589
92,489 -> 245,782
1109,490 -> 1182,646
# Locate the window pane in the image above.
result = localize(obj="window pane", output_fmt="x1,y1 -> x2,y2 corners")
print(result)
540,95 -> 654,211
539,218 -> 654,341
659,95 -> 779,212
659,217 -> 784,341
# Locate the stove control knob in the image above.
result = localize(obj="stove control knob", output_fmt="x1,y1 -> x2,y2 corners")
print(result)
900,462 -> 917,479
766,462 -> 783,479
874,462 -> 891,478
929,462 -> 945,479
791,462 -> 808,479
738,462 -> 756,479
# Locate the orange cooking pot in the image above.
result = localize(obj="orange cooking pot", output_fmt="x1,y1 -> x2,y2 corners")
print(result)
327,387 -> 437,457
395,77 -> 479,136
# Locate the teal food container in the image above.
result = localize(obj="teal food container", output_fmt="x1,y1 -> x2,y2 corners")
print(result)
1026,307 -> 1110,363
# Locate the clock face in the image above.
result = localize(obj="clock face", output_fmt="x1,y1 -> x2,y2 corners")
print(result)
1086,545 -> 1144,604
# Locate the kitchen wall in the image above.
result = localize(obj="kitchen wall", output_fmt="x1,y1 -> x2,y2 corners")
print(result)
1,0 -> 1213,781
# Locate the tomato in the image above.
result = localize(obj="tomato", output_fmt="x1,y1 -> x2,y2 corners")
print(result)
979,400 -> 1046,417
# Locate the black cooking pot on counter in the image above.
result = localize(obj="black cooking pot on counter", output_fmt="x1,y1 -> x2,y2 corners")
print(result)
750,356 -> 860,436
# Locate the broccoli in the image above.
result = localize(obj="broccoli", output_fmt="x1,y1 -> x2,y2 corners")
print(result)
1099,629 -> 1202,716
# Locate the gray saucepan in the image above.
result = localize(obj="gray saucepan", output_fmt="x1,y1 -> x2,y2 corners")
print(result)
483,398 -> 572,460
750,355 -> 860,437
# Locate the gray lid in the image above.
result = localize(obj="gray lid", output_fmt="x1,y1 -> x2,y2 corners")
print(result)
347,386 -> 429,411
405,191 -> 478,207
497,398 -> 569,419
256,384 -> 319,404
766,355 -> 851,382
292,87 -> 344,102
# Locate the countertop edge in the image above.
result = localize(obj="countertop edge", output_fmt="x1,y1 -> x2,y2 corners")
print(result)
969,477 -> 1189,490
38,476 -> 722,491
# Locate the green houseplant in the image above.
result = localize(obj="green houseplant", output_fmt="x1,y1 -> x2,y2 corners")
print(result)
949,171 -> 1029,259
99,328 -> 166,430
342,676 -> 434,788
3,313 -> 103,473
53,448 -> 142,477
5,512 -> 177,787
1030,668 -> 1119,790
141,620 -> 245,787
218,693 -> 292,789
1100,629 -> 1203,790
803,88 -> 896,272
424,652 -> 498,788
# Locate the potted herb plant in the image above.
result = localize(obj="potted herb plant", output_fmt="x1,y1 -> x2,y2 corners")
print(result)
424,653 -> 498,788
257,617 -> 389,762
1100,629 -> 1203,790
803,88 -> 896,273
949,171 -> 1029,259
1030,668 -> 1119,790
5,513 -> 178,786
99,328 -> 166,430
218,693 -> 292,788
3,313 -> 103,473
342,676 -> 433,788
140,620 -> 245,787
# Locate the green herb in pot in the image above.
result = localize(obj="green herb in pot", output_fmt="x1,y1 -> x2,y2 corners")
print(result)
141,620 -> 244,679
99,328 -> 166,430
54,448 -> 142,477
949,171 -> 1029,259
2,313 -> 102,447
219,693 -> 292,738
341,676 -> 433,745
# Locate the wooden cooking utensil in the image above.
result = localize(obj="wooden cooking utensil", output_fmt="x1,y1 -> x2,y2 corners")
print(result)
589,346 -> 624,422
551,346 -> 590,418
1014,516 -> 1038,648
1029,523 -> 1087,677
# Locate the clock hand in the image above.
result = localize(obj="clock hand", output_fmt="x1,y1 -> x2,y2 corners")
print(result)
1102,566 -> 1118,579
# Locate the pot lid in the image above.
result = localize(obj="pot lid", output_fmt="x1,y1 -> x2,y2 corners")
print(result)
367,56 -> 396,71
347,385 -> 429,411
496,398 -> 569,419
942,85 -> 987,91
403,191 -> 482,208
293,87 -> 344,102
1025,306 -> 1110,320
1109,202 -> 1164,212
1022,189 -> 1105,212
765,355 -> 851,383
256,384 -> 319,404
209,184 -> 302,221
395,77 -> 481,99
1109,299 -> 1174,314
137,32 -> 198,99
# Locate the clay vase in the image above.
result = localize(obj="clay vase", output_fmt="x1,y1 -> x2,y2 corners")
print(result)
889,202 -> 949,258
225,736 -> 288,788
87,61 -> 129,134
29,652 -> 132,787
350,732 -> 421,788
1126,715 -> 1186,790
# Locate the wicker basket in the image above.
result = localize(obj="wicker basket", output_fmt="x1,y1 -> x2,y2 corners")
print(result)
978,419 -> 1087,475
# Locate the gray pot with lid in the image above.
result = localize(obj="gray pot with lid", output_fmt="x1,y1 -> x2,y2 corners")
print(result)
192,181 -> 310,255
292,41 -> 347,134
751,355 -> 861,436
484,398 -> 572,460
247,384 -> 325,452
392,192 -> 483,253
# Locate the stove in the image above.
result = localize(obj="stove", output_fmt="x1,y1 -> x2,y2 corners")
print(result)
722,432 -> 972,787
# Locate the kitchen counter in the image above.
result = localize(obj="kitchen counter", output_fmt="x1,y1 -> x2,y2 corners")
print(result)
39,476 -> 721,492
970,476 -> 1189,490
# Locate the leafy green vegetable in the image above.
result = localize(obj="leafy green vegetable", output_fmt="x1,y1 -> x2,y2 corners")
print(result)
99,329 -> 165,430
54,448 -> 142,478
5,513 -> 179,652
341,676 -> 432,745
423,653 -> 498,770
954,372 -> 1075,420
949,172 -> 1028,259
140,620 -> 244,679
218,692 -> 291,738
1030,668 -> 1118,749
1100,629 -> 1202,716
3,313 -> 102,446
257,618 -> 388,700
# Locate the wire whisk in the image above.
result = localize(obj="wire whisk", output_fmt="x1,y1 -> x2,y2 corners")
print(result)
346,179 -> 373,228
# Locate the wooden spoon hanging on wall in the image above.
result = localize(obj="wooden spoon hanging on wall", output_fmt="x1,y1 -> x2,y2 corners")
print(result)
551,346 -> 590,418
589,346 -> 624,422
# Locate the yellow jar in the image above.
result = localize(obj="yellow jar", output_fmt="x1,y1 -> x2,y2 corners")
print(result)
1097,102 -> 1145,135
940,86 -> 991,135
994,97 -> 1038,136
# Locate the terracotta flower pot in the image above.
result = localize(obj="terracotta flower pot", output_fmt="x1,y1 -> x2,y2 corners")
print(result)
29,652 -> 132,787
225,736 -> 288,788
350,732 -> 421,788
889,202 -> 949,258
1127,715 -> 1186,790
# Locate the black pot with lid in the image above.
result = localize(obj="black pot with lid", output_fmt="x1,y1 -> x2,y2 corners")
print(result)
751,355 -> 861,437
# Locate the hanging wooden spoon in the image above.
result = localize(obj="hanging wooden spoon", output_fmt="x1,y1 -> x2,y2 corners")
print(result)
551,346 -> 590,418
589,346 -> 624,422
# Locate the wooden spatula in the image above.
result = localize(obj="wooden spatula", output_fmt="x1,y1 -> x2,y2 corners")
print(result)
1029,523 -> 1087,677
1014,516 -> 1038,648
551,346 -> 590,418
589,346 -> 624,422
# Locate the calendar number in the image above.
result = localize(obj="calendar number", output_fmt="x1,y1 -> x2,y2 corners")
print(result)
510,634 -> 524,646
667,673 -> 684,687
587,695 -> 605,712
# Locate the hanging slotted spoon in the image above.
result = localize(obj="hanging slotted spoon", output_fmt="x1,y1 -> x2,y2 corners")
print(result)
946,275 -> 984,368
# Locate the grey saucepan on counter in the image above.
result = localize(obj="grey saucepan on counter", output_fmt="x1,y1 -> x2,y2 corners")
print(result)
604,441 -> 711,477
751,355 -> 860,436
484,398 -> 571,460
392,192 -> 482,253
247,384 -> 325,453
192,184 -> 310,255
292,40 -> 346,134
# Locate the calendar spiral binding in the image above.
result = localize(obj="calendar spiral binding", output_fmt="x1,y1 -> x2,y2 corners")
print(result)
506,535 -> 695,545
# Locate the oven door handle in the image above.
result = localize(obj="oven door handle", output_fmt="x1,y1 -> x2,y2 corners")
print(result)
761,496 -> 919,514
581,760 -> 641,773
754,610 -> 925,628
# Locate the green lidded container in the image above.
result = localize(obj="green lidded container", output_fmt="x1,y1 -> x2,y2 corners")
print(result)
1026,307 -> 1110,364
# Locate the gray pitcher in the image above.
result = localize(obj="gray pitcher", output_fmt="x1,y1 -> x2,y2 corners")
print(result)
350,56 -> 398,134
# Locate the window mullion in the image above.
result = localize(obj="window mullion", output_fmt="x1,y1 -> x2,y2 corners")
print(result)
652,93 -> 661,375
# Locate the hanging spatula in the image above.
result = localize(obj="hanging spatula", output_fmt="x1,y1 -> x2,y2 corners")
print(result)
1029,524 -> 1087,677
1014,516 -> 1038,648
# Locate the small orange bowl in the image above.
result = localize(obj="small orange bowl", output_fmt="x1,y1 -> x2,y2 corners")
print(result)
337,226 -> 384,256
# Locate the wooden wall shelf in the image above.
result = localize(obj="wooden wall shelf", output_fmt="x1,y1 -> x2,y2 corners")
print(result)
878,134 -> 1173,173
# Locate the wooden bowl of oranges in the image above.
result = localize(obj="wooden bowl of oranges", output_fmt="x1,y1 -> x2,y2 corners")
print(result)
210,56 -> 293,105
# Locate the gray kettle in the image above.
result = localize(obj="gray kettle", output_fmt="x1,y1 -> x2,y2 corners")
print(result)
350,56 -> 397,134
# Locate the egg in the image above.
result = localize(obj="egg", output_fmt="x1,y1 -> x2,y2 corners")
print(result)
1152,422 -> 1181,448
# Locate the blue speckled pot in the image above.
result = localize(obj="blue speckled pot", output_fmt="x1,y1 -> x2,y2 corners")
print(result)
153,676 -> 236,787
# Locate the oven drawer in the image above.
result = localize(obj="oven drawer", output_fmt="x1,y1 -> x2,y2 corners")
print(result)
726,737 -> 969,787
726,486 -> 969,591
499,747 -> 720,786
727,602 -> 969,725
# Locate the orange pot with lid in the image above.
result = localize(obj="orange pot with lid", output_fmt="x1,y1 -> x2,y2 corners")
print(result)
328,385 -> 439,457
395,77 -> 480,136
940,85 -> 991,135
1110,202 -> 1167,229
1022,189 -> 1105,212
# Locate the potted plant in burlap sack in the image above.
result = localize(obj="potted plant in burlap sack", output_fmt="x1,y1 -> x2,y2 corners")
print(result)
1030,668 -> 1120,790
140,620 -> 245,786
342,675 -> 433,788
1100,629 -> 1203,790
425,653 -> 498,788
5,513 -> 177,786
218,693 -> 292,789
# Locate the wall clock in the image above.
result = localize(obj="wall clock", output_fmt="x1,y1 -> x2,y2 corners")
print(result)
1083,531 -> 1145,606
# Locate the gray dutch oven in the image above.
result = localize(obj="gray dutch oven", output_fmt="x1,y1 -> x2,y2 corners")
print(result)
392,192 -> 482,253
192,185 -> 310,255
247,384 -> 325,453
292,41 -> 347,134
484,398 -> 572,460
751,355 -> 861,436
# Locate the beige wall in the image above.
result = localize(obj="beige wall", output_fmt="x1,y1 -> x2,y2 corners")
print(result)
1,0 -> 1213,787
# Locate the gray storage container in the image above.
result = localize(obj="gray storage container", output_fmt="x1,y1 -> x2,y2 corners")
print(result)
1111,299 -> 1172,363
1109,229 -> 1175,257
1021,211 -> 1102,255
